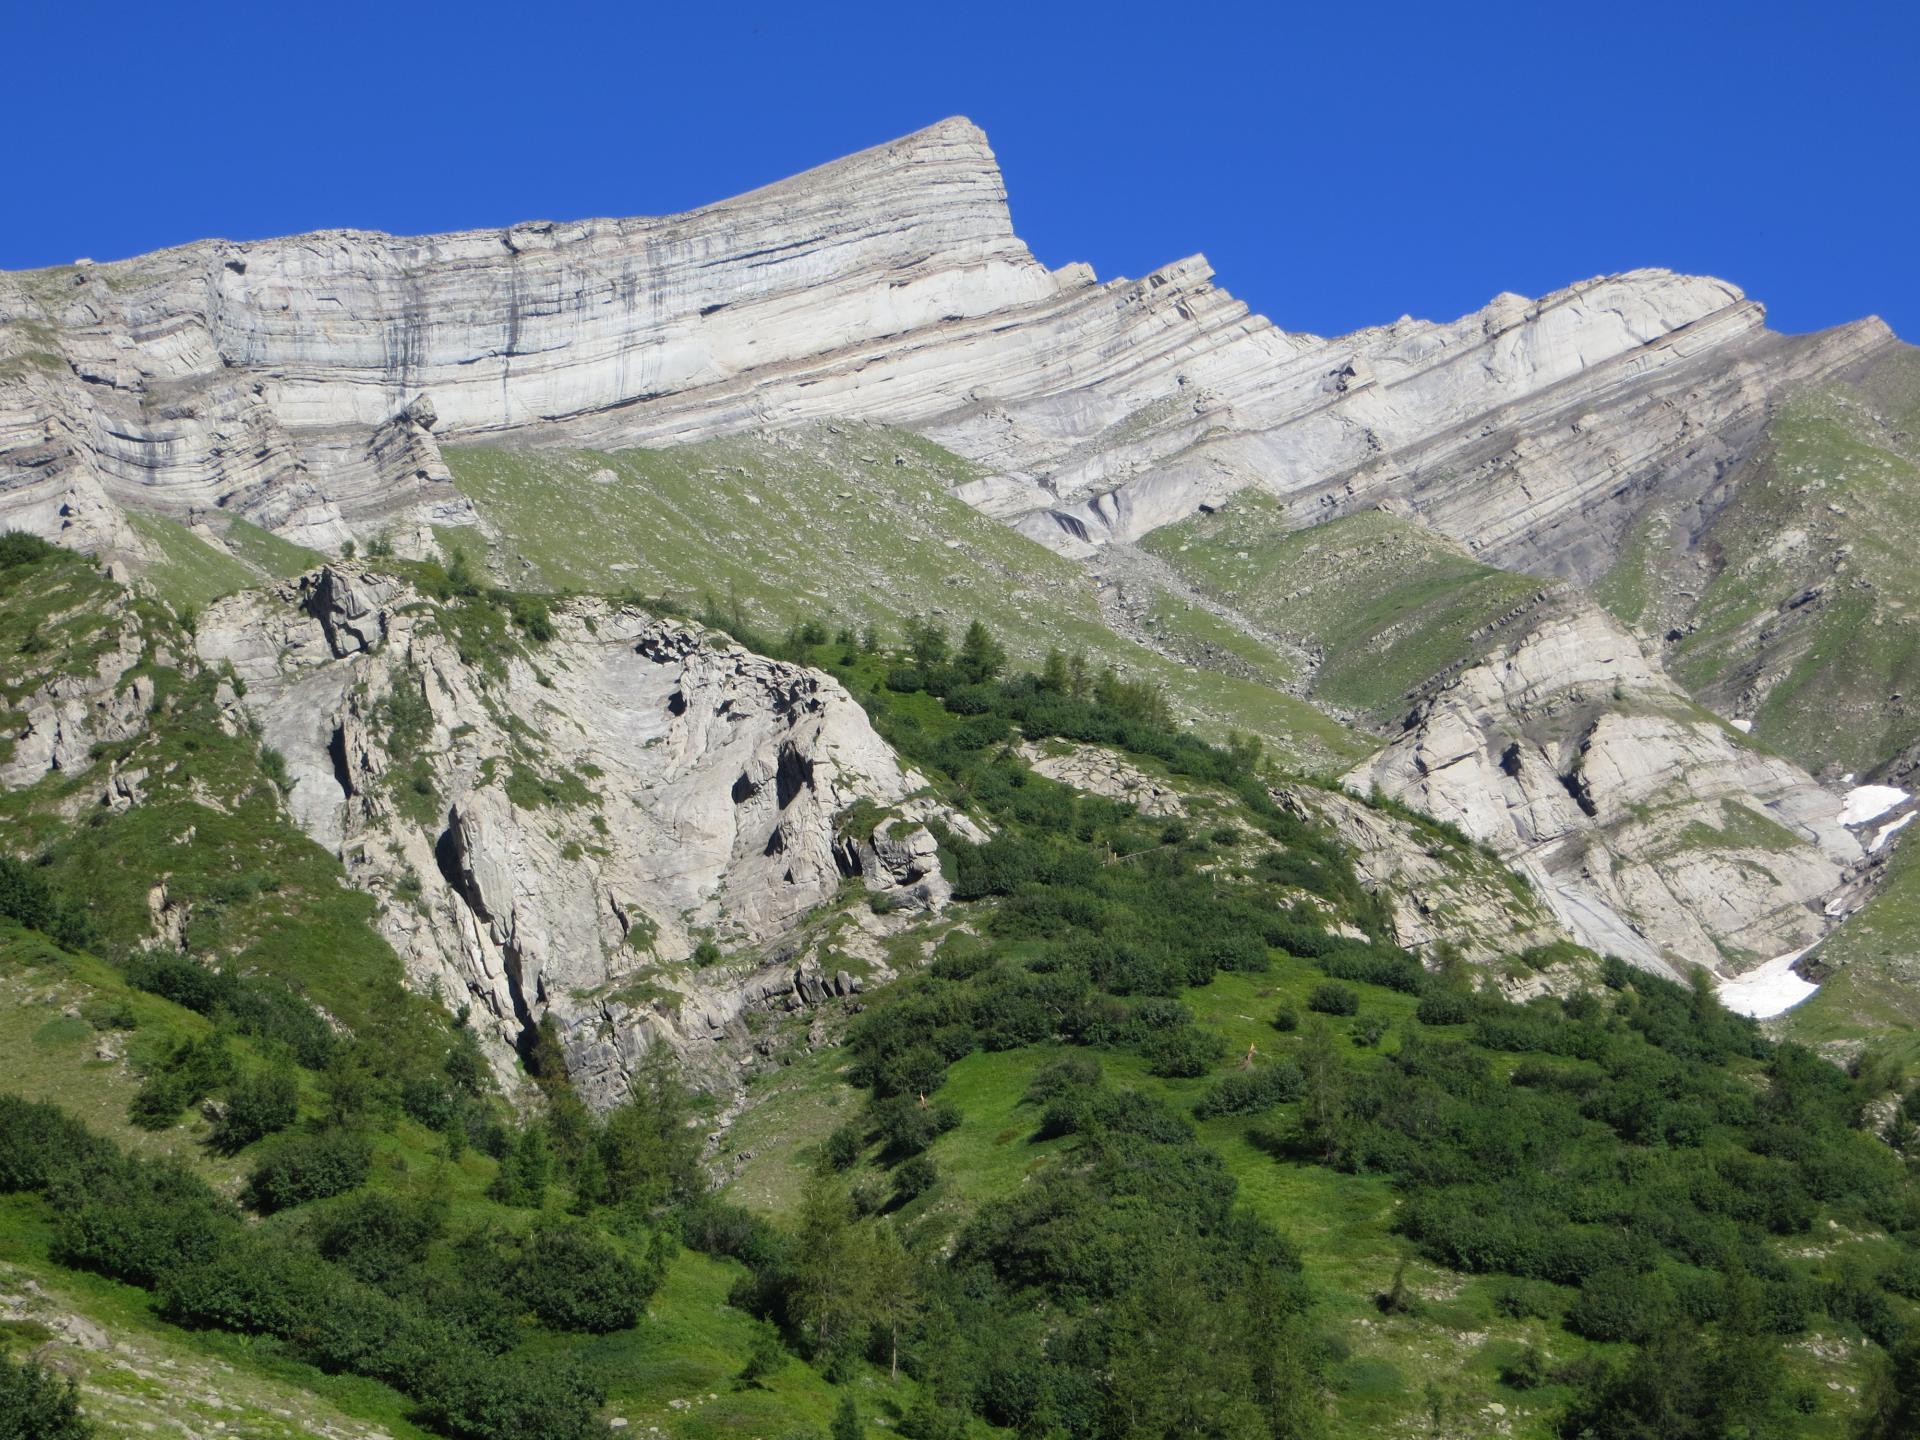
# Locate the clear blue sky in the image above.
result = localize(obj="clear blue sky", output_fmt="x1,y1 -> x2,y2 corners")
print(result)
8,1 -> 1916,340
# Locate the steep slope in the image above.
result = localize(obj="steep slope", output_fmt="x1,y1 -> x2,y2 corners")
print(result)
191,563 -> 969,1104
7,112 -> 1920,1020
1597,346 -> 1920,780
1140,497 -> 1864,974
435,423 -> 1364,771
4,117 -> 1901,598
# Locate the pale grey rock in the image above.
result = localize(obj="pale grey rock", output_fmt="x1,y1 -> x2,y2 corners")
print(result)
0,585 -> 149,792
1016,739 -> 1187,816
195,567 -> 957,1103
1346,602 -> 1861,974
1274,783 -> 1565,965
5,116 -> 1898,600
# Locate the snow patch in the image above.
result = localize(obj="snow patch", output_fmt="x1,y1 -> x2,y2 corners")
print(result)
1731,718 -> 1753,733
1872,812 -> 1916,853
1717,948 -> 1818,1019
1840,785 -> 1909,826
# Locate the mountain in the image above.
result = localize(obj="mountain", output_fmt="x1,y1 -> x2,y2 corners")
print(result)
11,116 -> 1914,1007
5,118 -> 1920,1440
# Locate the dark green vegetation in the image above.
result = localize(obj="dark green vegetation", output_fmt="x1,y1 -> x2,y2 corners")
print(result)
6,525 -> 1920,1438
722,621 -> 1920,1437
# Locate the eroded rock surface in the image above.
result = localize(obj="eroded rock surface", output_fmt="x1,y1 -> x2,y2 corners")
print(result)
194,567 -> 956,1103
1347,602 -> 1861,974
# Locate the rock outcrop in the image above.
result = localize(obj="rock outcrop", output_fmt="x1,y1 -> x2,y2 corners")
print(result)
1347,601 -> 1862,974
193,567 -> 959,1103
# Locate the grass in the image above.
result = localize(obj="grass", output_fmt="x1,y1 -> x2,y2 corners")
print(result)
0,919 -> 930,1440
1143,501 -> 1551,720
126,511 -> 322,619
1785,836 -> 1920,1065
126,512 -> 264,614
441,424 -> 1368,772
1668,379 -> 1920,776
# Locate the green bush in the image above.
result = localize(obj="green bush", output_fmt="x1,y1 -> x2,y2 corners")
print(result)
1568,1266 -> 1675,1343
506,1221 -> 661,1333
314,1190 -> 444,1284
210,1064 -> 299,1153
1141,1025 -> 1228,1078
1415,987 -> 1474,1026
1194,1062 -> 1305,1119
0,530 -> 59,568
246,1129 -> 371,1213
821,1121 -> 863,1172
1307,983 -> 1358,1017
0,1351 -> 93,1439
894,1154 -> 938,1202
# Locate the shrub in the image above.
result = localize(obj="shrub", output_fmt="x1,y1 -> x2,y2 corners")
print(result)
52,1158 -> 231,1285
1272,1006 -> 1300,1033
314,1190 -> 443,1284
822,1121 -> 864,1172
246,1129 -> 371,1213
0,1351 -> 93,1439
1307,983 -> 1358,1017
1568,1266 -> 1674,1343
129,1033 -> 235,1130
0,531 -> 59,568
1490,1277 -> 1562,1320
509,1220 -> 658,1333
210,1065 -> 299,1153
1194,1062 -> 1305,1119
1416,987 -> 1474,1026
1141,1025 -> 1227,1078
894,1154 -> 938,1202
1500,1344 -> 1549,1390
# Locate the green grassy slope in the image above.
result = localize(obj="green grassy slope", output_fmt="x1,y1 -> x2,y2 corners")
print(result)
0,928 -> 925,1439
441,425 -> 1367,772
1142,501 -> 1551,721
126,512 -> 323,617
1662,387 -> 1920,777
1785,839 -> 1920,1063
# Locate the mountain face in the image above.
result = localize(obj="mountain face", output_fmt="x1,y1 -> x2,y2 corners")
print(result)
4,115 -> 1918,1025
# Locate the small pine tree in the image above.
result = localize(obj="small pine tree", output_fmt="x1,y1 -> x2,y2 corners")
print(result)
830,1394 -> 861,1440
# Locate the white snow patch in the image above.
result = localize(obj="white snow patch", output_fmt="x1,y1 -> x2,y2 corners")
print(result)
1731,718 -> 1753,733
1840,785 -> 1909,826
1872,812 -> 1916,853
1717,948 -> 1819,1019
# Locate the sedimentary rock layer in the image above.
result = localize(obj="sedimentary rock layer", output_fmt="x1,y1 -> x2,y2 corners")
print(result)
5,117 -> 1903,586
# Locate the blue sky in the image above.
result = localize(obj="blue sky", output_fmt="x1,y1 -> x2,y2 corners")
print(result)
7,1 -> 1916,340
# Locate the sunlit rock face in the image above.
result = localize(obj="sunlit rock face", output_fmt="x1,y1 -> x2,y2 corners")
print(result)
194,568 -> 959,1105
2,117 -> 1901,582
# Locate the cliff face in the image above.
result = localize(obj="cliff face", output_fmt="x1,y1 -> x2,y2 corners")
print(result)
6,118 -> 1902,590
1345,600 -> 1864,973
190,569 -> 961,1104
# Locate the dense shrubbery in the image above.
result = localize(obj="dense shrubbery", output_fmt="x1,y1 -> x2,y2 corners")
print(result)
1,1096 -> 614,1440
1194,1061 -> 1305,1119
125,953 -> 337,1068
246,1128 -> 372,1212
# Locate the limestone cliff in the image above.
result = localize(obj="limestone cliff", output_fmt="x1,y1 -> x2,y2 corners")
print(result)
1346,600 -> 1862,974
190,568 -> 962,1103
4,117 -> 1904,592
